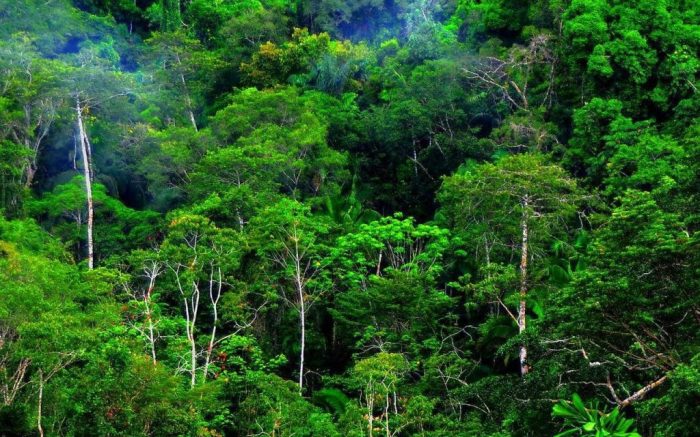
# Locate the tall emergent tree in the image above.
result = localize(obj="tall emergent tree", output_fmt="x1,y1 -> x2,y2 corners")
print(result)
440,153 -> 581,376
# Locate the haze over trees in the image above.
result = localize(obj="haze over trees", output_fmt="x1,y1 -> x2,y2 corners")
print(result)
0,1 -> 698,436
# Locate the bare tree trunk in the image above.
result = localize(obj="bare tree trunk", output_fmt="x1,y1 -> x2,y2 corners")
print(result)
412,139 -> 418,177
145,268 -> 159,365
292,234 -> 307,394
298,285 -> 306,393
203,265 -> 222,382
367,386 -> 374,437
173,265 -> 200,388
174,52 -> 198,131
144,298 -> 157,365
24,164 -> 37,189
518,195 -> 529,376
37,369 -> 44,437
76,97 -> 94,270
384,393 -> 390,437
185,287 -> 199,388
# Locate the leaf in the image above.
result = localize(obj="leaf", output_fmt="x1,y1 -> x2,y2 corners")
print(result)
572,393 -> 587,415
553,403 -> 579,419
554,429 -> 581,437
313,388 -> 350,416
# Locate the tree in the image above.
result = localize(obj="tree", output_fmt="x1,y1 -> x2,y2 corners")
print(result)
251,199 -> 332,392
28,176 -> 160,267
330,214 -> 454,354
0,140 -> 30,213
547,189 -> 698,416
121,250 -> 165,366
233,372 -> 340,436
159,0 -> 182,32
61,44 -> 136,269
439,153 -> 581,376
560,0 -> 700,120
0,36 -> 65,190
0,215 -> 108,435
350,352 -> 410,437
208,87 -> 348,200
75,95 -> 96,269
240,27 -> 332,88
145,30 -> 222,130
159,212 -> 252,387
462,33 -> 557,112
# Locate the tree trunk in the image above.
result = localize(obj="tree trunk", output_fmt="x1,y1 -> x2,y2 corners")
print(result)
24,163 -> 37,189
292,234 -> 306,394
173,265 -> 199,388
367,385 -> 374,437
145,272 -> 158,365
37,370 -> 44,437
384,393 -> 390,437
518,195 -> 529,377
298,297 -> 306,393
174,52 -> 198,131
76,98 -> 94,270
203,266 -> 222,382
145,298 -> 157,365
185,292 -> 198,388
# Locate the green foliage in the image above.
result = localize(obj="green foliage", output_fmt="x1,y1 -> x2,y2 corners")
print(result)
0,140 -> 30,212
1,0 -> 699,435
313,387 -> 351,416
439,153 -> 581,268
232,373 -> 340,436
333,213 -> 450,285
28,176 -> 161,263
552,394 -> 641,437
635,355 -> 700,436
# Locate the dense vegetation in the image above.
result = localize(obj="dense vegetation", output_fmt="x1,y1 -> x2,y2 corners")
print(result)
0,1 -> 698,435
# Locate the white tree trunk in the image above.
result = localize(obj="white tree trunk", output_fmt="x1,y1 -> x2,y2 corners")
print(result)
299,299 -> 306,393
384,392 -> 391,437
185,287 -> 199,387
366,384 -> 374,437
145,272 -> 158,365
37,370 -> 44,437
173,266 -> 200,388
518,195 -> 529,377
76,98 -> 94,270
203,266 -> 222,382
294,235 -> 306,394
174,52 -> 198,131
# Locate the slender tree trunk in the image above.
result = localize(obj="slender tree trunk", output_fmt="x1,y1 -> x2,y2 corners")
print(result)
292,235 -> 306,394
518,195 -> 529,376
236,210 -> 245,231
24,163 -> 36,189
37,370 -> 43,437
186,292 -> 198,388
367,385 -> 374,437
384,393 -> 390,437
145,273 -> 158,365
76,98 -> 94,270
174,52 -> 198,131
186,308 -> 197,387
173,266 -> 199,388
298,296 -> 306,393
203,266 -> 222,382
145,298 -> 157,365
